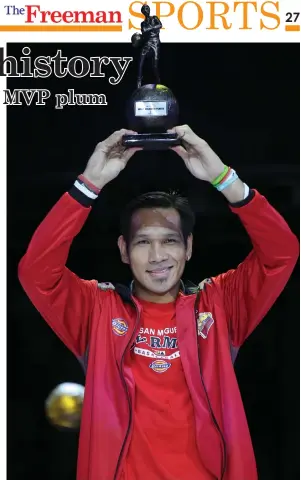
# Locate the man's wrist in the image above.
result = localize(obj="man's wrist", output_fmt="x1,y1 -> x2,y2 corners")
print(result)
210,166 -> 247,202
78,174 -> 101,195
69,174 -> 101,207
209,164 -> 228,185
219,178 -> 246,203
82,170 -> 107,190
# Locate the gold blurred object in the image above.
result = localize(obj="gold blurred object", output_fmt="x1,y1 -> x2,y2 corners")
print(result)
45,383 -> 85,429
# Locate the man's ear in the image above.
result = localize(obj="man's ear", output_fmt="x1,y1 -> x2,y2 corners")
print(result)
118,235 -> 130,264
186,234 -> 193,261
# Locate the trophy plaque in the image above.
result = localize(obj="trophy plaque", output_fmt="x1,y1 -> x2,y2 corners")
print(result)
122,5 -> 181,150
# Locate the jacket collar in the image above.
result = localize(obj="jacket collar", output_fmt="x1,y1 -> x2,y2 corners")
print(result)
115,280 -> 199,304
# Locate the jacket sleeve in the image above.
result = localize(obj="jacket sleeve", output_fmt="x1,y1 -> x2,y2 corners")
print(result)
212,190 -> 299,347
18,192 -> 98,358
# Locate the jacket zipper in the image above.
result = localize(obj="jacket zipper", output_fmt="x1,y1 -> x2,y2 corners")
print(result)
194,292 -> 227,480
113,301 -> 141,480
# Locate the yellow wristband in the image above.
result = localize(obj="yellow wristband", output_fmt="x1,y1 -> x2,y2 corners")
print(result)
211,166 -> 229,186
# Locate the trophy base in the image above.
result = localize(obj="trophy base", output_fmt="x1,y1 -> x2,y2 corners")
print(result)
122,133 -> 181,150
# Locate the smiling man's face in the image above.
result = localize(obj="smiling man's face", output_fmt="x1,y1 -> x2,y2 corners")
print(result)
118,208 -> 192,302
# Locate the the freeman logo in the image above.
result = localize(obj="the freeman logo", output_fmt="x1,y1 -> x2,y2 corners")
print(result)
112,318 -> 128,336
149,359 -> 171,373
197,312 -> 214,339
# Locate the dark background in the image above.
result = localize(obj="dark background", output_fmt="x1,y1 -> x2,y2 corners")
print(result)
7,43 -> 300,479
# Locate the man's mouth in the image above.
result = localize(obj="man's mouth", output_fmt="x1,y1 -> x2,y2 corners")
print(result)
147,267 -> 173,277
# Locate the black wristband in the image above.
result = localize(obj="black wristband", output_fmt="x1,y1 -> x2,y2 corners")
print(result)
69,179 -> 98,207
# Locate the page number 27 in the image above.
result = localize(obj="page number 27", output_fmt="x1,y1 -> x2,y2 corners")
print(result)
285,12 -> 300,22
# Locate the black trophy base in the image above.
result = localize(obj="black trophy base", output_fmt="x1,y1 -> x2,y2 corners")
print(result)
122,133 -> 181,150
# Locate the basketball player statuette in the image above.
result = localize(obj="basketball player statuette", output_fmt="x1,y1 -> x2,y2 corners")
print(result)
122,5 -> 181,150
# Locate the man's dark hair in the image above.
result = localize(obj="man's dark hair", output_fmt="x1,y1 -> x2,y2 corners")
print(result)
120,191 -> 195,246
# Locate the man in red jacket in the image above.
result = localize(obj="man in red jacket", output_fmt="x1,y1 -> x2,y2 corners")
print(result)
19,126 -> 299,480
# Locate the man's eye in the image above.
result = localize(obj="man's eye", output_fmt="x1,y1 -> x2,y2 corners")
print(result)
137,240 -> 149,245
165,239 -> 177,244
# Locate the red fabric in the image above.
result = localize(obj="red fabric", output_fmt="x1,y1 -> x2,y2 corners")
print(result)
122,298 -> 213,480
18,190 -> 299,480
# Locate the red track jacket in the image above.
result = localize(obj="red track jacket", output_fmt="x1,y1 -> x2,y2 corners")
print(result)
18,188 -> 299,480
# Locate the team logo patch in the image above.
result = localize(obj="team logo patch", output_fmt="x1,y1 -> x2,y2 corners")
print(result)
197,312 -> 214,339
149,359 -> 171,373
112,318 -> 128,336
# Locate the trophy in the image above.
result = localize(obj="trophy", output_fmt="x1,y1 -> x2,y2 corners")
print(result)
122,4 -> 181,150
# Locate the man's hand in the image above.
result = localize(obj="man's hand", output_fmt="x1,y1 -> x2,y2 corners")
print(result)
168,125 -> 226,183
169,124 -> 245,202
82,129 -> 140,189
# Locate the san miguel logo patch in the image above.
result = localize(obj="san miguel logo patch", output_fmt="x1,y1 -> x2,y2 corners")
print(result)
112,318 -> 128,336
149,359 -> 171,373
197,312 -> 214,339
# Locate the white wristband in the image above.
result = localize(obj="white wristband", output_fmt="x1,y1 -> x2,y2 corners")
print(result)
243,183 -> 250,200
74,179 -> 98,199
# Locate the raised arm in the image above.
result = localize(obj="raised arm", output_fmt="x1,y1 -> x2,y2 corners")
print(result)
18,129 -> 140,358
169,125 -> 299,346
213,189 -> 298,346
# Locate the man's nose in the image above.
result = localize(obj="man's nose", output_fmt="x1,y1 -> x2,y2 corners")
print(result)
148,242 -> 168,262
